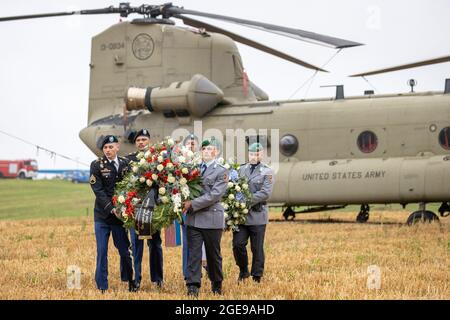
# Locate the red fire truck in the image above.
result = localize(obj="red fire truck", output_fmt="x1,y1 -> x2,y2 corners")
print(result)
0,159 -> 38,179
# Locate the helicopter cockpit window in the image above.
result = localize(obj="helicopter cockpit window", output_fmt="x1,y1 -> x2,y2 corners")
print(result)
439,127 -> 450,150
279,134 -> 299,157
357,130 -> 378,153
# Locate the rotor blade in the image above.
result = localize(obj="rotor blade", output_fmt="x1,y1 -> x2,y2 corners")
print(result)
177,15 -> 327,72
349,55 -> 450,77
0,6 -> 130,22
167,7 -> 363,49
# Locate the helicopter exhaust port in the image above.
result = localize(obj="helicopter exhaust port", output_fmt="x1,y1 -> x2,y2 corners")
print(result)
125,74 -> 224,117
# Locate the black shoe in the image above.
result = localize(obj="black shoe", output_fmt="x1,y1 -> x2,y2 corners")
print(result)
238,271 -> 250,282
252,276 -> 261,283
187,285 -> 199,298
156,281 -> 163,289
100,289 -> 107,294
129,281 -> 138,292
211,281 -> 222,295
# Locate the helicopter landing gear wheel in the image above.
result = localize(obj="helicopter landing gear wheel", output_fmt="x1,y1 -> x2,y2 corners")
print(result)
283,207 -> 296,221
406,210 -> 439,225
356,204 -> 370,223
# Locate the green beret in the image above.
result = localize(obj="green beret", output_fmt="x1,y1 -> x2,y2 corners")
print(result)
202,136 -> 221,148
248,142 -> 264,152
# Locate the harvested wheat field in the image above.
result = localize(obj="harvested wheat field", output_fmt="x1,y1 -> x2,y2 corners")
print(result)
0,210 -> 449,300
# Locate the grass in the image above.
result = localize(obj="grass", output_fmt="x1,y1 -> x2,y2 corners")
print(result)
0,180 -> 93,220
0,180 -> 449,299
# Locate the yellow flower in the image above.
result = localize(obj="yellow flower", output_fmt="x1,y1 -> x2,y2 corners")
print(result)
227,182 -> 234,188
139,177 -> 146,183
180,178 -> 187,185
159,187 -> 166,195
181,168 -> 189,174
152,174 -> 158,181
157,164 -> 164,171
146,179 -> 153,187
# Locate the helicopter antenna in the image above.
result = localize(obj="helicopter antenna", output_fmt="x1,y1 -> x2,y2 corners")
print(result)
288,49 -> 342,99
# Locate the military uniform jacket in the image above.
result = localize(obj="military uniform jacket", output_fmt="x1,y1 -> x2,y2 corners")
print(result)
90,155 -> 130,225
187,160 -> 229,229
126,151 -> 138,163
239,163 -> 274,226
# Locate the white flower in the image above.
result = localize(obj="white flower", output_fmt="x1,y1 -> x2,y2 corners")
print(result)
227,220 -> 233,225
132,166 -> 139,173
159,187 -> 166,195
181,167 -> 189,175
144,150 -> 151,159
235,201 -> 241,207
167,138 -> 174,146
139,158 -> 146,165
228,194 -> 235,200
157,156 -> 163,163
243,209 -> 248,214
240,203 -> 246,209
181,185 -> 190,199
146,179 -> 153,187
217,157 -> 224,165
235,185 -> 241,192
227,182 -> 234,188
166,162 -> 174,169
178,156 -> 186,163
152,174 -> 158,181
233,212 -> 239,218
224,163 -> 230,169
224,213 -> 229,219
186,150 -> 194,158
139,177 -> 146,183
122,212 -> 128,218
118,195 -> 125,204
242,184 -> 249,190
223,204 -> 229,210
157,164 -> 164,171
180,177 -> 187,185
160,196 -> 169,204
167,176 -> 175,183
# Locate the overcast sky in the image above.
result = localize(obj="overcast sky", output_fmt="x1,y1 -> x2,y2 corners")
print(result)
0,0 -> 449,169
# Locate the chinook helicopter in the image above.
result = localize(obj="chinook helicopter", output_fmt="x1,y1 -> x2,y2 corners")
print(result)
1,3 -> 449,225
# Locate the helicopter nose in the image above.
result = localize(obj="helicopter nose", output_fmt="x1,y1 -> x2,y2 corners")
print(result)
79,125 -> 101,155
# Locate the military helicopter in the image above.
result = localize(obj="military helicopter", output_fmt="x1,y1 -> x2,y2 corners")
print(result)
1,3 -> 449,225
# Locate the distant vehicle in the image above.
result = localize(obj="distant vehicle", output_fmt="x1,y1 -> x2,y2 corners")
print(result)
0,159 -> 38,179
70,171 -> 90,184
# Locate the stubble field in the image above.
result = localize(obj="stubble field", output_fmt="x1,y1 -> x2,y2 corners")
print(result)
0,180 -> 449,299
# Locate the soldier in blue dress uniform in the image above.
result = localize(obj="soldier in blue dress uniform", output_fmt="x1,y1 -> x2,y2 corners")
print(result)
89,135 -> 137,293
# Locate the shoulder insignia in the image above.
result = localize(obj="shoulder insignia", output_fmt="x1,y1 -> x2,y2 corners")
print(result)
90,174 -> 97,185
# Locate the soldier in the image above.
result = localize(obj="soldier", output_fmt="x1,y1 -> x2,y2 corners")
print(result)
181,134 -> 208,280
183,137 -> 228,297
233,142 -> 274,283
126,129 -> 164,289
89,135 -> 137,293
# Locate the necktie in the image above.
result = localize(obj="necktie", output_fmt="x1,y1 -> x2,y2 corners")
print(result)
112,160 -> 119,171
201,163 -> 207,176
250,163 -> 258,174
